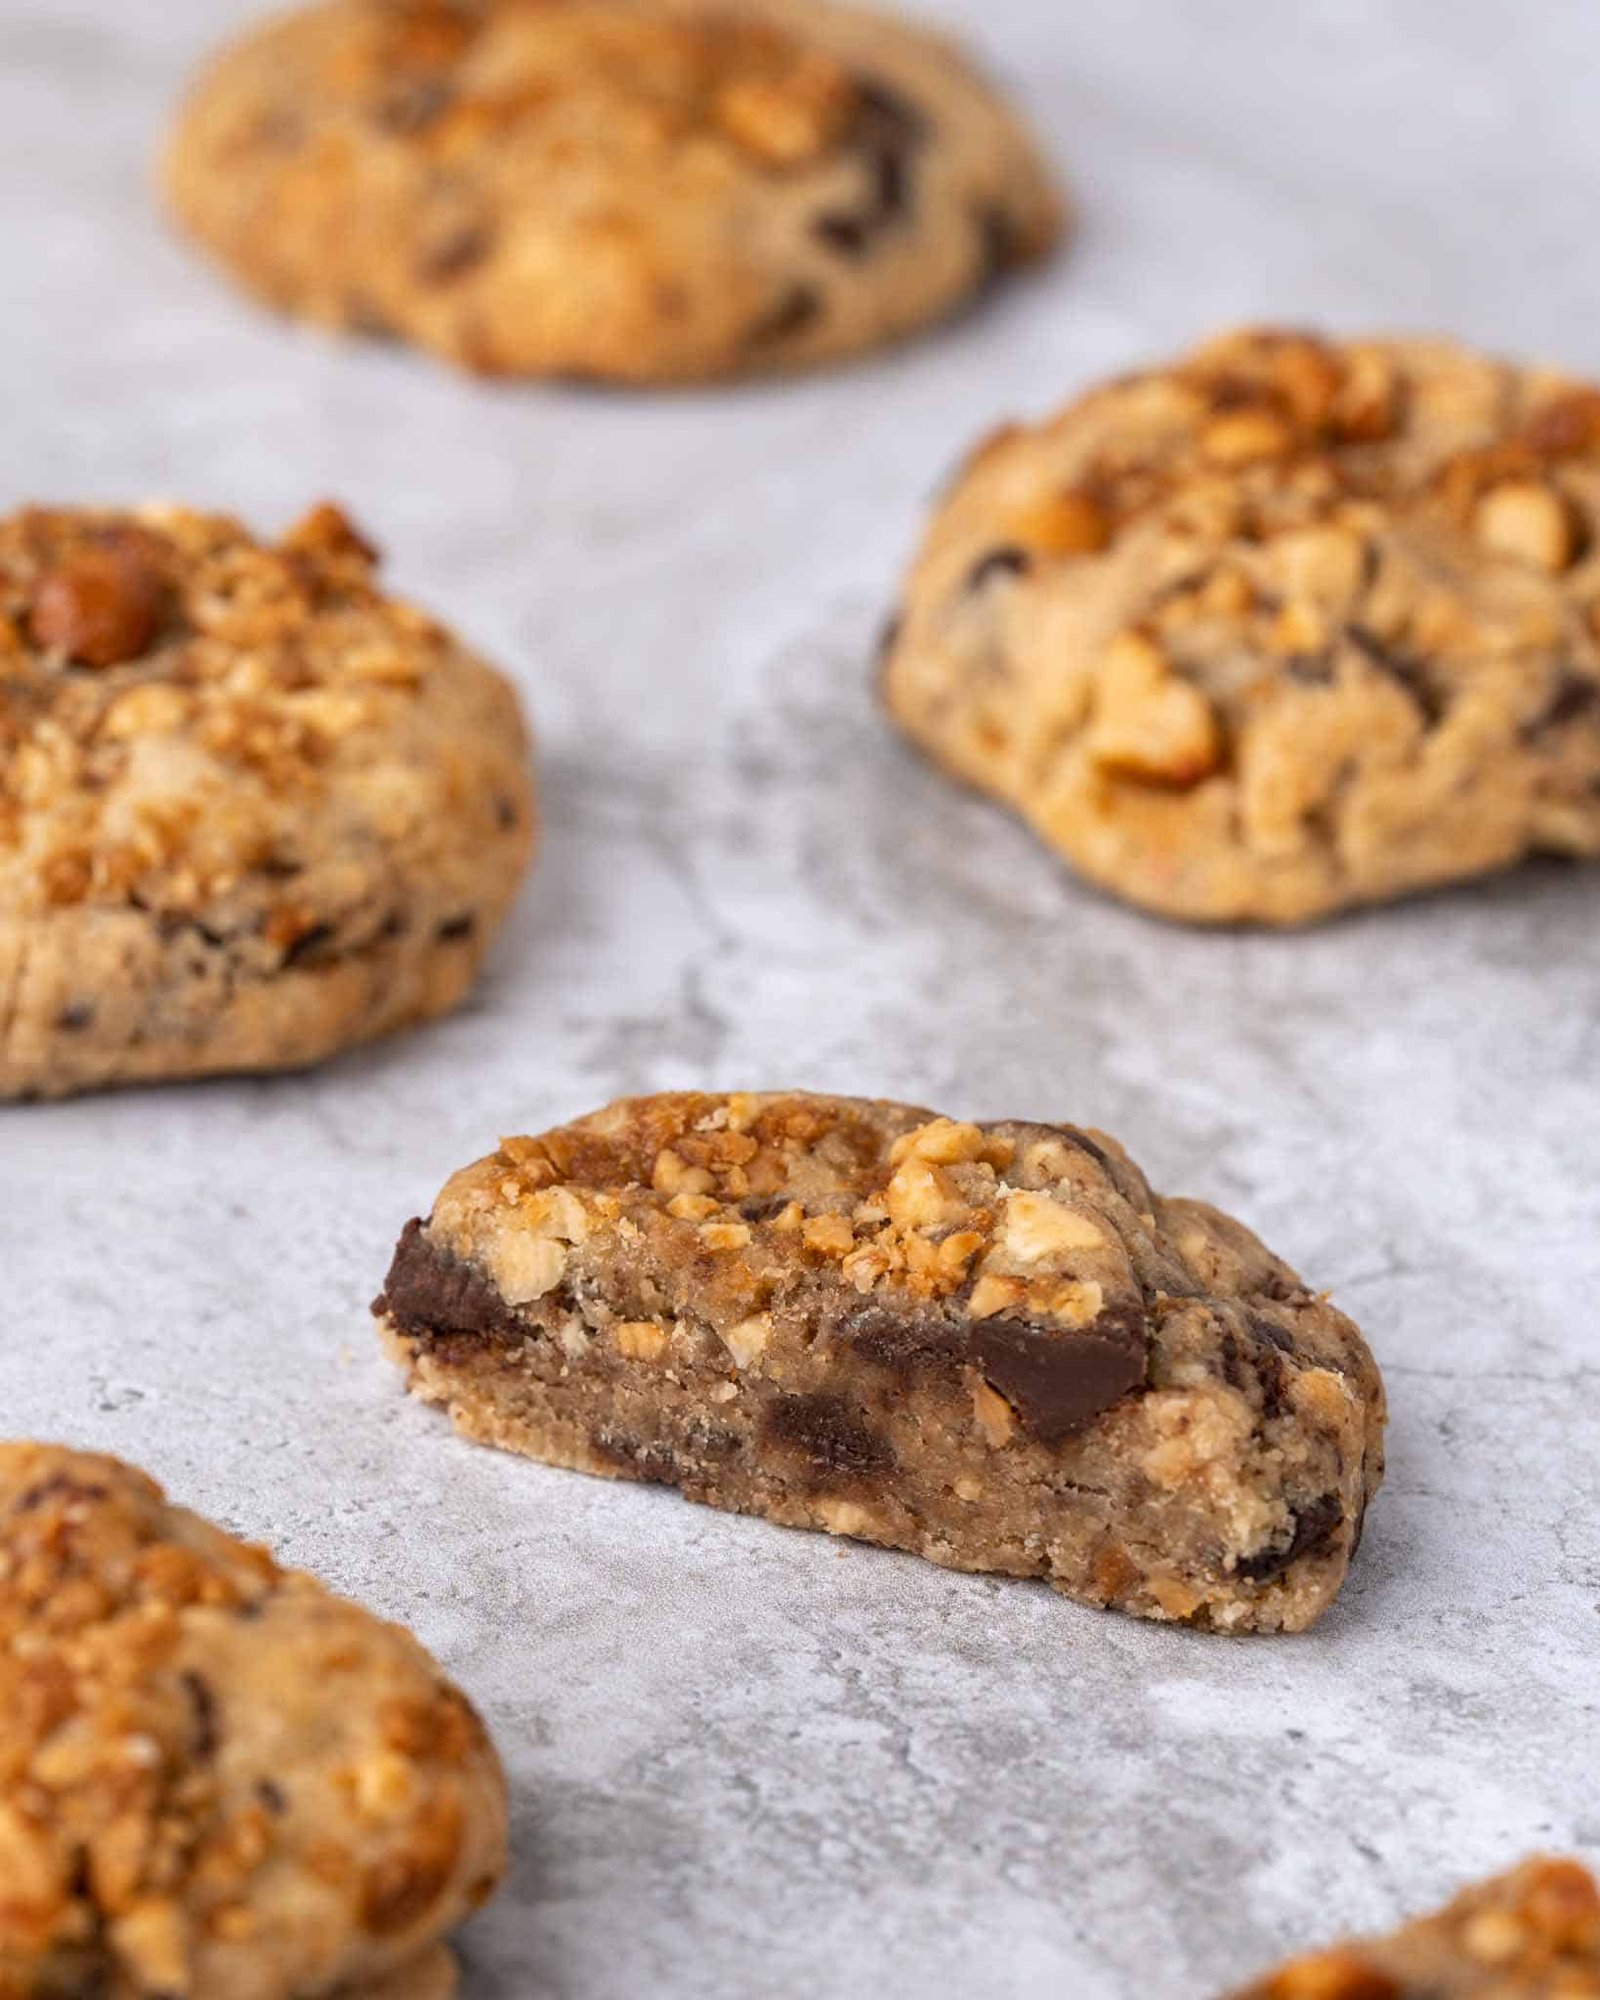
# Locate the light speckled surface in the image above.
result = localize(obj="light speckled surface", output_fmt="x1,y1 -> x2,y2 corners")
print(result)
3,3 -> 1599,1994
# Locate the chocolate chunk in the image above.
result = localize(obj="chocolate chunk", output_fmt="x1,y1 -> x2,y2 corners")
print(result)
738,1193 -> 794,1223
55,1002 -> 94,1032
256,1777 -> 288,1815
416,222 -> 492,284
1284,652 -> 1336,687
763,1391 -> 893,1482
374,1219 -> 523,1344
967,546 -> 1032,591
1526,670 -> 1600,736
1235,1491 -> 1343,1583
1348,624 -> 1445,726
813,211 -> 871,257
748,284 -> 822,347
590,1429 -> 679,1486
854,77 -> 929,144
812,76 -> 928,258
969,1302 -> 1147,1445
977,205 -> 1021,285
838,1300 -> 961,1376
435,912 -> 477,943
280,921 -> 335,968
181,1670 -> 219,1760
377,77 -> 454,134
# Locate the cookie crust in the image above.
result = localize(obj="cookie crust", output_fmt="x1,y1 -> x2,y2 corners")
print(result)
0,503 -> 535,1097
882,329 -> 1600,923
164,0 -> 1062,382
0,1444 -> 507,1999
1231,1856 -> 1600,1998
375,1091 -> 1384,1633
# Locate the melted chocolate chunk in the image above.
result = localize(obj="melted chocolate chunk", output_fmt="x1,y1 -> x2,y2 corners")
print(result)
1235,1490 -> 1344,1583
435,912 -> 477,943
969,1302 -> 1147,1445
763,1392 -> 893,1482
374,1219 -> 523,1344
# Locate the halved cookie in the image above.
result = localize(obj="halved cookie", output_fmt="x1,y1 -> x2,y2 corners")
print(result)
881,329 -> 1600,923
0,503 -> 535,1096
0,1443 -> 507,1998
375,1091 -> 1384,1632
1231,1856 -> 1600,1998
164,0 -> 1062,382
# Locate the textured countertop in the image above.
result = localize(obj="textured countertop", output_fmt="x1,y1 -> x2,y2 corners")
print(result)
4,2 -> 1599,1993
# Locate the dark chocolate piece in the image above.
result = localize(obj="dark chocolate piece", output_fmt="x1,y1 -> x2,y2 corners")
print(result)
375,1220 -> 523,1345
968,1303 -> 1147,1445
763,1392 -> 894,1483
1234,1490 -> 1343,1582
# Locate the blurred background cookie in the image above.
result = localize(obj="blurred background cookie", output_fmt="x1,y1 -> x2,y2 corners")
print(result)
0,1441 -> 507,1998
881,329 -> 1600,924
163,0 -> 1063,383
1230,1855 -> 1600,1998
0,503 -> 535,1097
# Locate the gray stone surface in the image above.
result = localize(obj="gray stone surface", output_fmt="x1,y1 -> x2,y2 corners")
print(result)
3,1 -> 1599,1992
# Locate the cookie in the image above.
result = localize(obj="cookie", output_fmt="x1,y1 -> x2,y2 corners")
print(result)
1231,1856 -> 1600,1998
163,0 -> 1062,383
0,1442 -> 507,1999
881,329 -> 1600,923
374,1091 -> 1384,1632
0,503 -> 535,1097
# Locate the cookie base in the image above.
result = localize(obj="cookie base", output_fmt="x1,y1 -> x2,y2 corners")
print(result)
379,1308 -> 1374,1637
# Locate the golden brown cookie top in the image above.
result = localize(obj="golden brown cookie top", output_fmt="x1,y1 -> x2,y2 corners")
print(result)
165,0 -> 1062,380
0,504 -> 533,939
884,329 -> 1600,922
390,1091 -> 1380,1454
0,1443 -> 506,1999
1235,1856 -> 1600,1998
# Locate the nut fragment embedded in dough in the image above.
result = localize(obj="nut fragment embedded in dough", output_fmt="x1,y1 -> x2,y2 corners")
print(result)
0,1443 -> 508,1999
881,327 -> 1600,923
374,1091 -> 1385,1633
163,0 -> 1064,383
1229,1856 -> 1600,1998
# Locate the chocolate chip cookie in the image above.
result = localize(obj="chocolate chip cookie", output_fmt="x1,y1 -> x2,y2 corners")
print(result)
374,1092 -> 1384,1632
0,503 -> 535,1097
1231,1856 -> 1600,1997
881,329 -> 1600,923
0,1442 -> 507,1998
163,0 -> 1062,382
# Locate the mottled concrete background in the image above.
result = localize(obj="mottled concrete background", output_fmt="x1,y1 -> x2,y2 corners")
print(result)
4,1 -> 1599,1993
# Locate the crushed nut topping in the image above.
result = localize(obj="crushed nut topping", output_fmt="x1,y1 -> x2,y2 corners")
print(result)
0,1443 -> 506,1996
884,329 -> 1600,923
